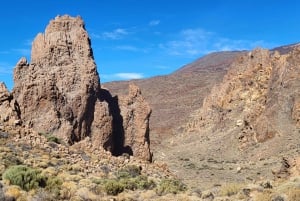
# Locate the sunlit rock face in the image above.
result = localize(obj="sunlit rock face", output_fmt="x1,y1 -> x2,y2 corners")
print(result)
11,15 -> 152,161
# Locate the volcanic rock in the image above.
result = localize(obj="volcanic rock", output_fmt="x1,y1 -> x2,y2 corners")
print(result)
0,82 -> 21,127
118,84 -> 152,160
185,47 -> 300,150
10,15 -> 151,160
13,15 -> 107,144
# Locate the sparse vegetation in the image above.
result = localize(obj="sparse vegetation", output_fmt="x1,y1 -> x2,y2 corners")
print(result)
2,165 -> 46,191
45,176 -> 63,197
156,179 -> 187,195
104,179 -> 125,195
219,183 -> 243,197
38,132 -> 61,144
102,165 -> 156,195
116,165 -> 142,179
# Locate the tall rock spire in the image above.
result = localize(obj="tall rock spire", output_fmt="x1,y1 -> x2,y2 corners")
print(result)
13,15 -> 109,144
11,15 -> 151,161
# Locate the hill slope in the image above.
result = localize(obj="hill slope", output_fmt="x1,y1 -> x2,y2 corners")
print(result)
103,51 -> 242,146
156,47 -> 300,188
104,45 -> 300,190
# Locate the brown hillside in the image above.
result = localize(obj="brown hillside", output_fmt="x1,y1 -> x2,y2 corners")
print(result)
157,46 -> 300,189
103,51 -> 242,146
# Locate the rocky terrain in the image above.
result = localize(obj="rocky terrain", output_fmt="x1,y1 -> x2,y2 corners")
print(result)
104,45 -> 300,200
1,14 -> 300,201
103,51 -> 242,146
11,15 -> 151,161
0,15 -> 180,201
153,47 -> 300,184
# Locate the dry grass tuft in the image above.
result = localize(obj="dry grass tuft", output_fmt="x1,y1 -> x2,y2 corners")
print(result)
219,183 -> 243,197
4,185 -> 22,199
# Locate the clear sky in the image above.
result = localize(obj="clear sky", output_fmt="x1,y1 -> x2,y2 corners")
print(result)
0,0 -> 300,90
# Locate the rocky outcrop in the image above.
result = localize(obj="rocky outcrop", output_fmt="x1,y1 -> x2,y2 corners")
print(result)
103,51 -> 241,147
118,84 -> 152,161
0,82 -> 21,127
185,47 -> 300,150
13,15 -> 102,144
8,15 -> 151,160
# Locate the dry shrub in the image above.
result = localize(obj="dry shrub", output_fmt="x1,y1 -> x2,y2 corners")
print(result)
60,181 -> 77,200
4,185 -> 22,199
219,183 -> 243,197
254,190 -> 272,201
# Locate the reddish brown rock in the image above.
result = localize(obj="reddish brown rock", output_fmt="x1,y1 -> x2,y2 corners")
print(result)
0,82 -> 21,126
10,15 -> 151,160
13,15 -> 106,144
185,47 -> 300,150
119,84 -> 152,161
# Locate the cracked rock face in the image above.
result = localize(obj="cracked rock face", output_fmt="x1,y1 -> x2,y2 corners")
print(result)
10,15 -> 151,160
13,15 -> 103,144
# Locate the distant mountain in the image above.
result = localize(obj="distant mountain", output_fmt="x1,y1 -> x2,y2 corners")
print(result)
271,42 -> 300,54
174,51 -> 244,74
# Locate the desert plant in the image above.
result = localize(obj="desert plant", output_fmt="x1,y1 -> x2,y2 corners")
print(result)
116,165 -> 141,179
45,176 -> 62,197
2,165 -> 46,191
134,175 -> 156,190
104,180 -> 124,196
219,183 -> 243,197
39,132 -> 61,144
156,178 -> 187,195
46,135 -> 61,144
119,175 -> 156,191
60,181 -> 77,200
4,185 -> 22,200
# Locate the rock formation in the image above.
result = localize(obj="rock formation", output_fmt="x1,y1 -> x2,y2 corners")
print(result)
118,84 -> 152,160
103,51 -> 242,147
4,15 -> 151,161
0,82 -> 21,127
185,47 -> 300,150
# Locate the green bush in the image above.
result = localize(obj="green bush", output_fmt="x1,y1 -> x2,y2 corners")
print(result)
116,165 -> 141,179
120,175 -> 155,190
103,173 -> 156,195
100,165 -> 155,195
39,132 -> 61,144
104,180 -> 124,195
45,177 -> 62,197
46,135 -> 61,144
2,165 -> 46,191
156,179 -> 187,195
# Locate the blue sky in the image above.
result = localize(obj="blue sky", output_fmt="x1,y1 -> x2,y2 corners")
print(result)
0,0 -> 300,90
